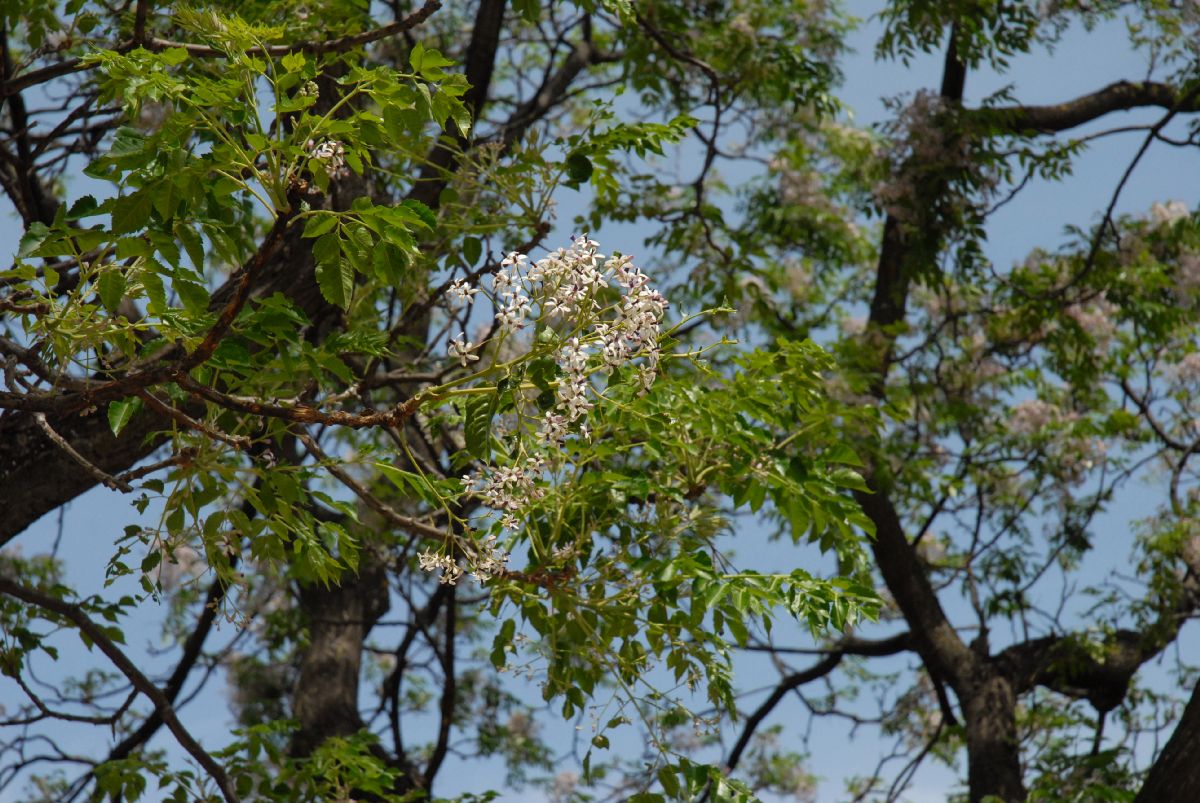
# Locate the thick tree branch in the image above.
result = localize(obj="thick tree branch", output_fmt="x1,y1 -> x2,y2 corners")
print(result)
984,80 -> 1200,134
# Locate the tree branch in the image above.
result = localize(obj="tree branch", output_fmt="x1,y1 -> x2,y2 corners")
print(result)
0,577 -> 239,803
983,80 -> 1200,134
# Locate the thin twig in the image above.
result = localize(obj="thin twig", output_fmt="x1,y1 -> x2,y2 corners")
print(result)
0,576 -> 240,803
33,412 -> 133,492
296,430 -> 450,541
138,390 -> 252,450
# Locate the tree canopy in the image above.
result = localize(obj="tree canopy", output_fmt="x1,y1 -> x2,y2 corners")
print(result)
1,1 -> 1199,802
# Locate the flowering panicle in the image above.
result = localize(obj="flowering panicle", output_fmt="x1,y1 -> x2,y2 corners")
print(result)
421,236 -> 670,583
418,551 -> 463,585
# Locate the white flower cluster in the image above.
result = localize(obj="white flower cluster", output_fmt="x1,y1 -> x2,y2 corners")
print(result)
306,139 -> 349,179
158,543 -> 206,591
44,30 -> 70,51
418,550 -> 463,585
417,530 -> 512,586
421,237 -> 669,585
446,278 -> 479,308
1064,292 -> 1119,344
1151,200 -> 1190,228
469,456 -> 548,531
1173,352 -> 1200,384
873,90 -> 996,224
1176,253 -> 1200,304
1008,398 -> 1059,436
1006,398 -> 1106,484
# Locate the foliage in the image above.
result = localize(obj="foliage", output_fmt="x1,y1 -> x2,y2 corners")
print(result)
3,1 -> 1200,802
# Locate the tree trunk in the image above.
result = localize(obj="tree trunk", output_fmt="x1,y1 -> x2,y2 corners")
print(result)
1134,678 -> 1200,803
290,562 -> 391,758
962,672 -> 1026,803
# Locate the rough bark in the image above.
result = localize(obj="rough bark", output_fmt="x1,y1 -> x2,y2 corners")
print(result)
987,80 -> 1200,134
290,561 -> 391,758
1134,678 -> 1200,803
961,674 -> 1025,803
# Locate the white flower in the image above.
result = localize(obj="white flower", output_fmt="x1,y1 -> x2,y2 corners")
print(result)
307,139 -> 349,179
45,30 -> 70,50
1173,352 -> 1200,384
840,316 -> 867,337
418,551 -> 463,585
495,292 -> 531,331
1177,253 -> 1200,302
1009,399 -> 1058,436
1064,292 -> 1118,343
159,544 -> 206,591
1151,200 -> 1190,227
448,333 -> 480,367
446,279 -> 479,308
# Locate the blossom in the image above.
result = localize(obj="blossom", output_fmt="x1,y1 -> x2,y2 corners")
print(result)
418,551 -> 463,585
446,279 -> 479,308
1173,352 -> 1200,384
495,293 -> 531,331
448,333 -> 480,367
306,139 -> 349,179
1008,399 -> 1059,436
840,316 -> 867,337
44,30 -> 70,50
1151,200 -> 1190,227
463,533 -> 510,584
1064,292 -> 1118,343
159,544 -> 206,591
1177,253 -> 1200,302
475,457 -> 546,519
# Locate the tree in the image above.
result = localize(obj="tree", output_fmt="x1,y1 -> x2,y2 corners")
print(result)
1,2 -> 875,801
2,2 -> 1200,803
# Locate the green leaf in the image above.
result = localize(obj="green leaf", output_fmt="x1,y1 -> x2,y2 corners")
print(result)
658,766 -> 680,798
316,258 -> 355,309
375,463 -> 436,505
17,222 -> 51,258
96,269 -> 127,311
160,47 -> 189,65
512,0 -> 540,23
281,52 -> 306,72
409,42 -> 454,78
66,195 -> 100,220
304,217 -> 338,246
174,278 -> 209,314
400,199 -> 436,230
463,393 -> 497,462
462,236 -> 482,267
107,397 -> 142,437
110,190 -> 155,235
175,223 -> 205,269
565,153 -> 593,186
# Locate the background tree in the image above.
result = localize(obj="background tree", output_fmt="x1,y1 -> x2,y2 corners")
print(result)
3,2 -> 1200,803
